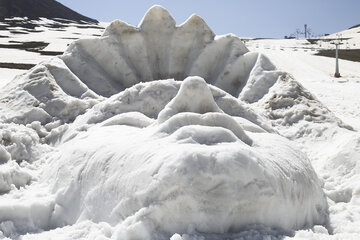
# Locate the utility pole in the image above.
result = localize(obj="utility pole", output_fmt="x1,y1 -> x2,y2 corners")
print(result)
304,24 -> 307,38
331,34 -> 342,78
334,43 -> 340,77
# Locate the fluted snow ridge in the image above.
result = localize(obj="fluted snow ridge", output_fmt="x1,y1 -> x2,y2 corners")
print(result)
60,5 -> 281,98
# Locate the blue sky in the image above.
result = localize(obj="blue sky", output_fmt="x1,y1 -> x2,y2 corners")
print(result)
58,0 -> 359,38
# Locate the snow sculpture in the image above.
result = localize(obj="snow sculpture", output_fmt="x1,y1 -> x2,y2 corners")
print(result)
40,77 -> 328,238
0,6 -> 347,131
0,5 -> 330,240
61,6 -> 281,98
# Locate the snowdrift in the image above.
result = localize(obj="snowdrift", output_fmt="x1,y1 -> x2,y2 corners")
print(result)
0,5 -> 336,240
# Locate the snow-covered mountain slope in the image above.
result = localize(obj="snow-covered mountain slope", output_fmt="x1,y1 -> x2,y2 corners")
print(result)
0,5 -> 359,240
322,25 -> 360,49
0,0 -> 98,23
0,17 -> 107,87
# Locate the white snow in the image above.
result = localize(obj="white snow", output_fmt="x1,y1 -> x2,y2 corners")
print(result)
247,40 -> 360,131
0,5 -> 360,240
0,68 -> 26,88
245,23 -> 360,240
0,17 -> 107,86
0,161 -> 32,193
35,76 -> 327,239
322,25 -> 360,49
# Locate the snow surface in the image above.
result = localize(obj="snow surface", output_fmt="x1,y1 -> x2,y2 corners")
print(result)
246,39 -> 360,131
0,5 -> 360,240
0,17 -> 107,86
245,25 -> 360,240
322,25 -> 360,50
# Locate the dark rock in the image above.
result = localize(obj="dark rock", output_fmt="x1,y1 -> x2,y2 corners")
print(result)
0,0 -> 97,23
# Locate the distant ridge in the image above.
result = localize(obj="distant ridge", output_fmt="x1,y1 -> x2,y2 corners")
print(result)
349,24 -> 360,29
0,0 -> 98,23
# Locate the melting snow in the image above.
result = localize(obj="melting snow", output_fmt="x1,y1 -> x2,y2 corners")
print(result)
0,5 -> 359,240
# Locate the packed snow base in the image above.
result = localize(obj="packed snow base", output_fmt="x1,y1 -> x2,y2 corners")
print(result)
0,5 -> 357,240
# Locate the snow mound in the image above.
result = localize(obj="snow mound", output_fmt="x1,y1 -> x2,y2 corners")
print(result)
257,74 -> 352,132
0,59 -> 101,125
32,76 -> 327,239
